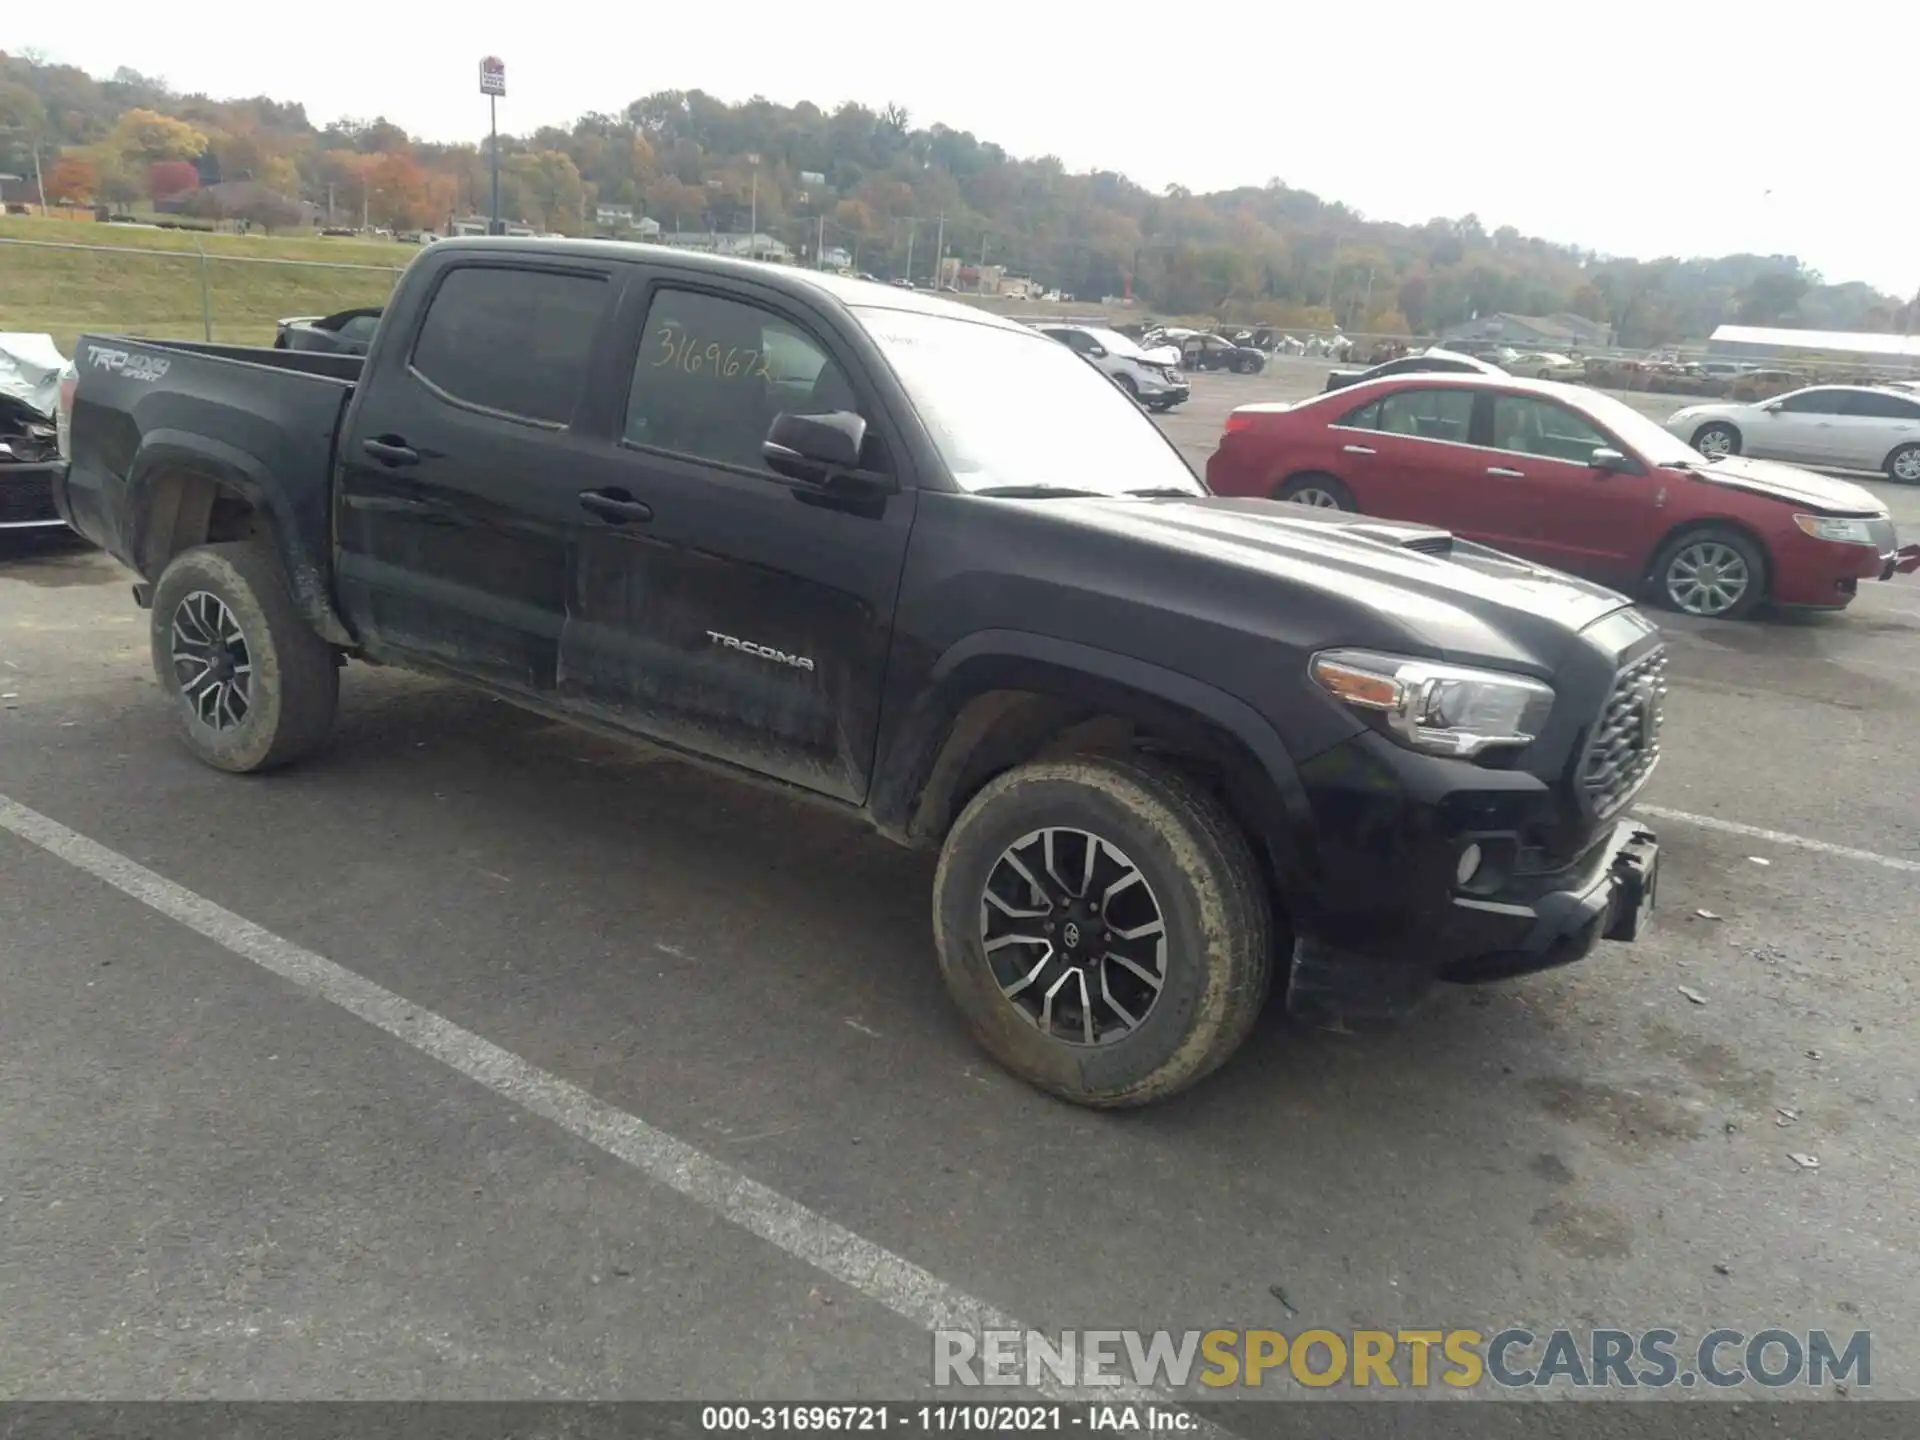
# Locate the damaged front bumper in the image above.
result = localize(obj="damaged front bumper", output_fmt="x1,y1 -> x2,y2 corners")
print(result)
1883,543 -> 1920,580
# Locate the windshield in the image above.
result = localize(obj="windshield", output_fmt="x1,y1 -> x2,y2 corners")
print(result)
1573,388 -> 1704,467
856,307 -> 1205,497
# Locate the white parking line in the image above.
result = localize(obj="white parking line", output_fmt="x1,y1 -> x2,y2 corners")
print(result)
0,793 -> 1214,1425
1635,803 -> 1920,874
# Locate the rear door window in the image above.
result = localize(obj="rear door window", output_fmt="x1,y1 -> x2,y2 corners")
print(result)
409,265 -> 610,426
1373,387 -> 1476,443
1840,389 -> 1920,420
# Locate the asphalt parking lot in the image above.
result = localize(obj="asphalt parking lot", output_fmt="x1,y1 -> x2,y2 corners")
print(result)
3,361 -> 1918,1403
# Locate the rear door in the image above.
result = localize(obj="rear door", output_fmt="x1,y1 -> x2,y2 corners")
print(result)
335,257 -> 624,694
1479,391 -> 1657,583
1836,388 -> 1920,470
1327,385 -> 1500,535
556,275 -> 917,803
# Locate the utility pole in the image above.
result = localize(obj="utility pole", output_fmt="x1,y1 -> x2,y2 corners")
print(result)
932,212 -> 945,288
904,221 -> 915,285
31,143 -> 45,212
746,153 -> 761,251
817,212 -> 826,270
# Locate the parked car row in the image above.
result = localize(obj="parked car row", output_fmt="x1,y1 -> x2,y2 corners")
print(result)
1209,372 -> 1919,620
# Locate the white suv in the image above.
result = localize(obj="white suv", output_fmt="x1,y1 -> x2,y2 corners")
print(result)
1037,325 -> 1191,413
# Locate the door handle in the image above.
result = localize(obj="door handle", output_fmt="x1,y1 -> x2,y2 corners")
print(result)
577,488 -> 654,524
1487,466 -> 1526,478
1341,444 -> 1376,455
361,437 -> 420,467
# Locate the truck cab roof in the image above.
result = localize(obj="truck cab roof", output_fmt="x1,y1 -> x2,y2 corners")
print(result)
428,236 -> 1032,334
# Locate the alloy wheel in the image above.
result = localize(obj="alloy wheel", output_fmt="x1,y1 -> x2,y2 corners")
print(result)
978,826 -> 1168,1047
1289,487 -> 1343,508
1665,541 -> 1750,617
170,590 -> 253,731
1694,426 -> 1735,459
1893,448 -> 1920,483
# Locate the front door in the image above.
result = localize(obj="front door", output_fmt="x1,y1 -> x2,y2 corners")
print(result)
335,258 -> 621,694
559,278 -> 916,803
1750,388 -> 1848,464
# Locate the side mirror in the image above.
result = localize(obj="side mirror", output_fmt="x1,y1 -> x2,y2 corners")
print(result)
1590,447 -> 1641,475
762,410 -> 895,494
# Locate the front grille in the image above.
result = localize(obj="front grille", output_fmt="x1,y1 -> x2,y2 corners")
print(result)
1579,647 -> 1667,819
0,467 -> 58,525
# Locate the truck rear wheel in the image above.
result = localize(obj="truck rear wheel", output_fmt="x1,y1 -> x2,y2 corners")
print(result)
932,754 -> 1271,1107
149,541 -> 339,773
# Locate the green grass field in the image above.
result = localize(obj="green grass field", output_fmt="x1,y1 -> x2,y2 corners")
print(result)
0,213 -> 1170,359
0,215 -> 416,355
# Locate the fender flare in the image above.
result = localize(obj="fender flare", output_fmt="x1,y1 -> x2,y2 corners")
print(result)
882,627 -> 1321,904
127,430 -> 354,646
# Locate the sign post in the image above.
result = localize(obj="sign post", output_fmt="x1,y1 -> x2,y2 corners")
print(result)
479,57 -> 506,235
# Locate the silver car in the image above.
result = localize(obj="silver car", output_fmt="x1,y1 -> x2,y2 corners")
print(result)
1664,385 -> 1920,483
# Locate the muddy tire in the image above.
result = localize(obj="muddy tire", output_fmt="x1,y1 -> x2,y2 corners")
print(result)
149,541 -> 339,773
932,754 -> 1271,1108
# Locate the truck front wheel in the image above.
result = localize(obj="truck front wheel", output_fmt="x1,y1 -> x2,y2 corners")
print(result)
149,541 -> 340,773
932,754 -> 1271,1107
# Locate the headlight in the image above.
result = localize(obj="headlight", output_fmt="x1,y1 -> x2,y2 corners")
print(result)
1793,514 -> 1877,546
1310,649 -> 1555,758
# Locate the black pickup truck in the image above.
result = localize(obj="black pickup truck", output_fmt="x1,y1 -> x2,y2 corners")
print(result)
58,238 -> 1662,1107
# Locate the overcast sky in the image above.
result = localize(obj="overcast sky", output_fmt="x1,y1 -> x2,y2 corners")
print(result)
17,0 -> 1916,294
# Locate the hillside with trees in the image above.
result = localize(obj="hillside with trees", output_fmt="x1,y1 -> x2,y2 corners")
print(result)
3,50 -> 1912,345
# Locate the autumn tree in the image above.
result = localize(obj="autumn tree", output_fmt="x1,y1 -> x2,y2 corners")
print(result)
831,197 -> 874,237
84,143 -> 141,210
260,153 -> 301,197
105,107 -> 207,165
46,154 -> 99,205
511,150 -> 584,232
645,175 -> 707,229
231,187 -> 303,233
364,151 -> 436,229
145,158 -> 199,201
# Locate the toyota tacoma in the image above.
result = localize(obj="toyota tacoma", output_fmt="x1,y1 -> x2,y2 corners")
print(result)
58,238 -> 1663,1107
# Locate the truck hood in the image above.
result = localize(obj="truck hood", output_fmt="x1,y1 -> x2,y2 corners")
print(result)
1043,494 -> 1633,671
1692,456 -> 1886,514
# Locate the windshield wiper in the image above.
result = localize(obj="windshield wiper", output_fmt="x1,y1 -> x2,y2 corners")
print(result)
1123,487 -> 1203,498
972,485 -> 1107,498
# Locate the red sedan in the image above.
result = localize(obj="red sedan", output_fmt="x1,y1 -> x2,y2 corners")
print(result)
1206,374 -> 1919,619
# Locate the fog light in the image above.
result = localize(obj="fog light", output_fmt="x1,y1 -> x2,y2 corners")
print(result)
1456,843 -> 1484,887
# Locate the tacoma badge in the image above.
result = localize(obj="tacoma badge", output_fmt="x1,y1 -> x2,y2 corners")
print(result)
705,630 -> 815,672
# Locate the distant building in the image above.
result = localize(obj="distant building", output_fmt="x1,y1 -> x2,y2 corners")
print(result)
596,204 -> 635,226
820,244 -> 852,270
1439,312 -> 1613,351
1706,324 -> 1920,373
448,216 -> 537,238
657,230 -> 793,263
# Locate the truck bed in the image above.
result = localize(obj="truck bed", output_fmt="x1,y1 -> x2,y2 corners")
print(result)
60,336 -> 361,605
